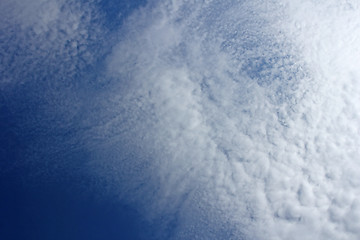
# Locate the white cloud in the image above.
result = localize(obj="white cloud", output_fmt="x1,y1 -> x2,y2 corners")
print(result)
2,0 -> 359,239
94,0 -> 360,239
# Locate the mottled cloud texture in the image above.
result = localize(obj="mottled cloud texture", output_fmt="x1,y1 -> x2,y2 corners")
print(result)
2,0 -> 360,239
0,0 -> 105,169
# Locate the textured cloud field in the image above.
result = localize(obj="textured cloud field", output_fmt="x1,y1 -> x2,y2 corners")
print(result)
1,0 -> 360,239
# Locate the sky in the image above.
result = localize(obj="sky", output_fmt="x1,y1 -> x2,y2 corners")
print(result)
1,0 -> 360,239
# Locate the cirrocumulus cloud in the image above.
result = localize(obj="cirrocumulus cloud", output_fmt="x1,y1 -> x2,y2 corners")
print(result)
1,0 -> 360,240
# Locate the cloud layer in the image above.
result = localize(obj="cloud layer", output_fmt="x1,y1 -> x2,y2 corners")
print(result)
95,0 -> 360,239
1,0 -> 360,239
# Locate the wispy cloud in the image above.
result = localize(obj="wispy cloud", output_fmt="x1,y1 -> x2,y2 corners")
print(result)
0,0 -> 104,89
0,0 -> 107,175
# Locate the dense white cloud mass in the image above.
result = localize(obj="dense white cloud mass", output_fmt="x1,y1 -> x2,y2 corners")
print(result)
93,0 -> 360,239
2,0 -> 360,239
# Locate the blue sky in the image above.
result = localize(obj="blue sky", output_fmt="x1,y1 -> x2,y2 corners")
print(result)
0,1 -> 151,239
1,0 -> 360,239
